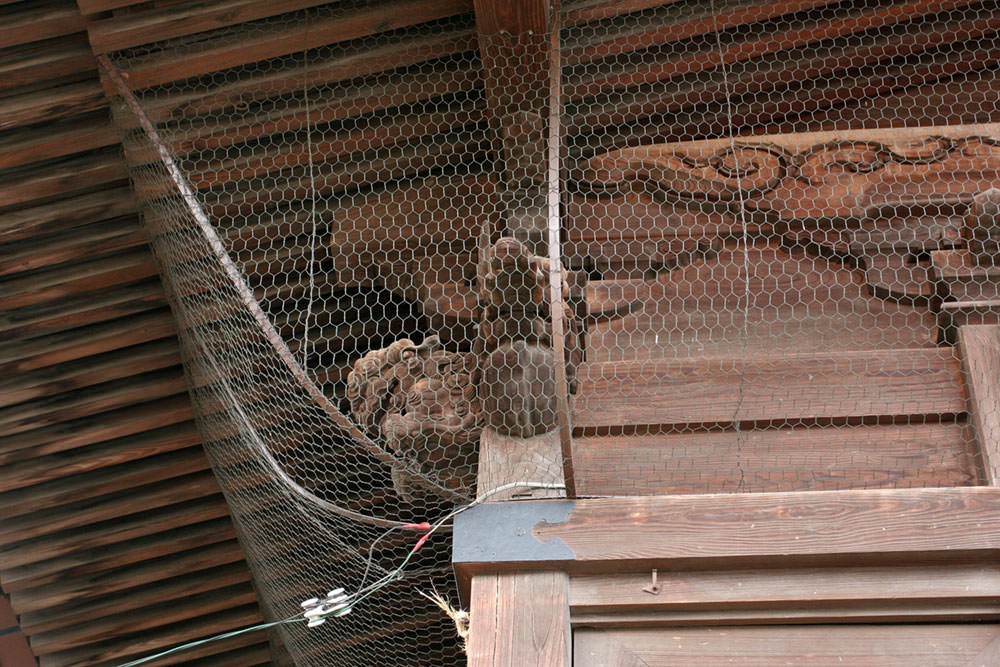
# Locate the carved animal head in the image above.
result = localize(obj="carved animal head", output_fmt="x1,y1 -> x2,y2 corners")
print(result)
481,237 -> 550,313
346,335 -> 481,500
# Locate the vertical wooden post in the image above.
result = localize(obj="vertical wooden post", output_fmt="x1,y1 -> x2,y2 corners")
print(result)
474,0 -> 575,495
467,570 -> 571,666
466,4 -> 573,663
467,427 -> 571,666
957,325 -> 1000,485
473,0 -> 552,253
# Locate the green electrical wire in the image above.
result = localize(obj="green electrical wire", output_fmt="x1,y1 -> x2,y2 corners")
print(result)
117,616 -> 304,667
115,481 -> 563,667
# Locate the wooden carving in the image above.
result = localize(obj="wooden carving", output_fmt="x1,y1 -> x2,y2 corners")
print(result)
346,335 -> 481,499
575,125 -> 1000,222
475,237 -> 583,437
964,188 -> 1000,267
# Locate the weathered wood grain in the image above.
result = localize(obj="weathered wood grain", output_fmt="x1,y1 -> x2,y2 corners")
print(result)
478,428 -> 566,501
573,348 -> 964,433
0,2 -> 85,50
958,325 -> 1000,485
572,422 -> 979,496
112,0 -> 473,89
535,487 -> 1000,569
574,625 -> 1000,667
570,563 -> 1000,615
87,0 -> 340,54
467,571 -> 571,667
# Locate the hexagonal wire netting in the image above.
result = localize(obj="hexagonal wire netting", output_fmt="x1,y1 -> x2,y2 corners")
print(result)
102,1 -> 999,664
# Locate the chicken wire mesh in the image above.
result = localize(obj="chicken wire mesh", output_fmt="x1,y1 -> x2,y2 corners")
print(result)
99,0 -> 999,664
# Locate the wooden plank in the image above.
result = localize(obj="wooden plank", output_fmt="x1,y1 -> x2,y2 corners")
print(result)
454,487 -> 1000,581
0,153 -> 126,210
0,517 -> 236,593
0,339 -> 179,409
0,394 -> 195,465
572,422 -> 979,496
569,42 -> 1000,154
113,0 -> 473,89
0,250 -> 158,312
77,0 -> 147,13
0,438 -> 205,514
565,0 -> 996,103
139,128 -> 490,215
958,325 -> 1000,485
478,428 -> 566,501
30,582 -> 258,654
0,2 -> 86,50
0,189 -> 136,244
573,625 -> 1000,667
0,220 -> 145,277
964,633 -> 1000,667
88,0 -> 344,54
759,65 -> 1000,135
0,280 -> 166,342
571,603 -> 1000,627
17,562 -> 252,635
583,242 -> 939,362
0,368 -> 187,437
562,0 -> 683,27
467,571 -> 570,667
135,23 -> 476,125
37,603 -> 263,667
0,471 -> 221,545
155,100 -> 483,187
0,502 -> 234,581
0,80 -> 108,132
0,113 -> 118,171
563,0 -> 844,65
570,563 -> 1000,619
573,348 -> 964,433
0,309 -> 176,375
0,37 -> 95,93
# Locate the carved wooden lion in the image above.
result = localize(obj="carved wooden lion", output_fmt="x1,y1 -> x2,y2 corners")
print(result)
346,336 -> 481,499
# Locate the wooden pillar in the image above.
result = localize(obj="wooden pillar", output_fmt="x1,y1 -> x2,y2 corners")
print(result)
466,427 -> 571,666
465,5 -> 572,664
467,570 -> 570,665
473,0 -> 553,254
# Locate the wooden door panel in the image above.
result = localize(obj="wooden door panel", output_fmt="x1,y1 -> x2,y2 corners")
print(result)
574,625 -> 1000,667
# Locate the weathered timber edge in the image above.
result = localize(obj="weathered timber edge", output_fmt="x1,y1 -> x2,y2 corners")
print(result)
453,486 -> 1000,598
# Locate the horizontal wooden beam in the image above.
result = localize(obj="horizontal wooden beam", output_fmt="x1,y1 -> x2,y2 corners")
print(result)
454,486 -> 1000,594
572,348 -> 965,434
570,562 -> 1000,626
110,0 -> 472,90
